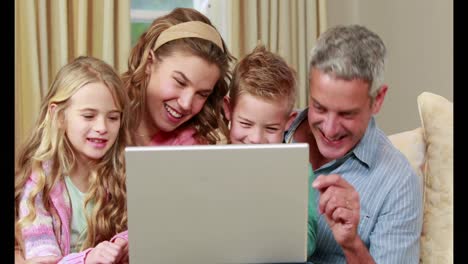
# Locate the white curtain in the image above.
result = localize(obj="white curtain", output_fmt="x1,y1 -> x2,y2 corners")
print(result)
15,0 -> 131,152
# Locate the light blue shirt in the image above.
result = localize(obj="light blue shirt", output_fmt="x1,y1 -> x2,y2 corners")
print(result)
285,108 -> 423,264
64,176 -> 93,253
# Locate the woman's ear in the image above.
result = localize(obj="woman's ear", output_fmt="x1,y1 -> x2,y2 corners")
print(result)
146,50 -> 155,75
223,96 -> 232,121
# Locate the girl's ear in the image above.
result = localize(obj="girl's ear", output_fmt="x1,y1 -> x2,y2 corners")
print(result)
223,96 -> 232,121
49,103 -> 57,115
145,50 -> 155,75
49,103 -> 64,127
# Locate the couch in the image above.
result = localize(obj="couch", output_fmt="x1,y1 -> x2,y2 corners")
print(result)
388,92 -> 453,263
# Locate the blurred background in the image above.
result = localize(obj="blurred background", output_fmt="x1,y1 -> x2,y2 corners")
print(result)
15,0 -> 453,150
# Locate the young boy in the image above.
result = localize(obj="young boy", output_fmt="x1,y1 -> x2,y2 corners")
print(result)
223,44 -> 297,144
223,44 -> 317,259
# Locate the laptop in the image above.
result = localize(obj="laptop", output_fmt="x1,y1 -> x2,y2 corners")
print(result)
125,143 -> 310,263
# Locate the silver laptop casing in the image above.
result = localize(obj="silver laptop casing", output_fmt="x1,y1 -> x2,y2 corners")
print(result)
125,143 -> 309,263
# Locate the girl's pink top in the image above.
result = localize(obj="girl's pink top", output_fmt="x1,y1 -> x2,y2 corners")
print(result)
19,169 -> 128,263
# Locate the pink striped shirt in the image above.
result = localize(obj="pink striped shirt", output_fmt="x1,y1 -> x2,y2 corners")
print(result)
18,171 -> 128,263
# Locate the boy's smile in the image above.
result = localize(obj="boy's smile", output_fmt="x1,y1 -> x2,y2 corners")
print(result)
226,93 -> 295,144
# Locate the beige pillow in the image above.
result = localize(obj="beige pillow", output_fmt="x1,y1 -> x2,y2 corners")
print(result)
388,127 -> 426,180
417,92 -> 453,263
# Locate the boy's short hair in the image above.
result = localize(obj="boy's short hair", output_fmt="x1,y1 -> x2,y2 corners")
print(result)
228,44 -> 297,116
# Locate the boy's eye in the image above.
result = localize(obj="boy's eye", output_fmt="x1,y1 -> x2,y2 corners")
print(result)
108,115 -> 120,121
82,115 -> 94,120
266,127 -> 279,133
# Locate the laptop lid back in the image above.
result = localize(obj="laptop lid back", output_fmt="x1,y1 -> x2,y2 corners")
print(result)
125,143 -> 309,263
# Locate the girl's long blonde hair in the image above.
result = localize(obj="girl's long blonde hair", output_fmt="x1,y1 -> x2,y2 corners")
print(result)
122,7 -> 235,145
15,56 -> 130,253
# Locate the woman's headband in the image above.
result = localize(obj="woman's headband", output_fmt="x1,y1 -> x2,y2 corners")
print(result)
153,21 -> 224,52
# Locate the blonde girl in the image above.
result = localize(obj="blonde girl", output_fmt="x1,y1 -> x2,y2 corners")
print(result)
122,7 -> 235,146
15,56 -> 129,264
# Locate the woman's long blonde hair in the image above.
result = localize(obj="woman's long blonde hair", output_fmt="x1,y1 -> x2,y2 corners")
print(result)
122,7 -> 235,145
15,56 -> 130,253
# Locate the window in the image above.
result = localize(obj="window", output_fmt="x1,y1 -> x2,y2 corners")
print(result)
130,0 -> 209,46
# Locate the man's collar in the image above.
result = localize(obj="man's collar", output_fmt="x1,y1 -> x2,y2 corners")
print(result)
350,117 -> 379,169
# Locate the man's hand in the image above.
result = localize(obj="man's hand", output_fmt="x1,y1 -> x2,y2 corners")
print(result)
312,174 -> 361,248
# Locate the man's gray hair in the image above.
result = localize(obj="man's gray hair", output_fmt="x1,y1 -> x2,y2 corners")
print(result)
309,25 -> 387,98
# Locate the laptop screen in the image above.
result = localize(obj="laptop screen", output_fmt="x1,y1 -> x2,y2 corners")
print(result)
125,143 -> 309,263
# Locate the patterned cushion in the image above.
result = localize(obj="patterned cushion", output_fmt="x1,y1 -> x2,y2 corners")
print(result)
417,92 -> 453,263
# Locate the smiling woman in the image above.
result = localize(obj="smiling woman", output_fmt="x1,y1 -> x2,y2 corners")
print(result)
144,51 -> 221,137
123,7 -> 235,146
